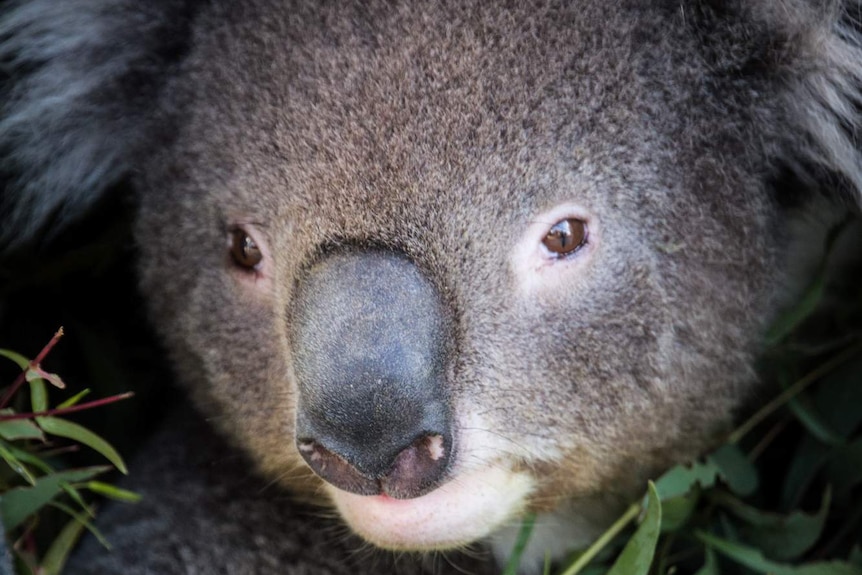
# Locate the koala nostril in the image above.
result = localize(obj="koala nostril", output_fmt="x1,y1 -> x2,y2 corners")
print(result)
296,433 -> 452,499
381,433 -> 450,499
297,440 -> 380,496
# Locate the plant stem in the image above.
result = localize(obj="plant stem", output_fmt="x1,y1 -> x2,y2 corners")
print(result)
0,327 -> 64,409
728,341 -> 862,444
558,502 -> 640,575
0,392 -> 134,421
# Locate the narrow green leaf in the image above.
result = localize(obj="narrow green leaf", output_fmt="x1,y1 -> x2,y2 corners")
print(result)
0,349 -> 30,370
48,501 -> 111,550
0,466 -> 110,530
697,530 -> 862,575
788,393 -> 844,446
60,482 -> 94,517
40,516 -> 88,575
825,438 -> 862,497
35,416 -> 127,474
765,268 -> 826,345
709,444 -> 758,496
693,548 -> 719,575
0,414 -> 44,442
660,490 -> 700,532
56,389 -> 91,410
0,441 -> 53,474
502,514 -> 536,575
0,442 -> 36,485
83,481 -> 141,503
782,435 -> 831,509
29,378 -> 47,413
715,488 -> 831,560
654,459 -> 720,501
606,482 -> 662,575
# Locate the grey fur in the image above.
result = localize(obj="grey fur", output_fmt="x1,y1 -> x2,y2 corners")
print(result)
1,1 -> 861,573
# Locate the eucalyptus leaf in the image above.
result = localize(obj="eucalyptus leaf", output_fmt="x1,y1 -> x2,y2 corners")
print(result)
606,482 -> 662,575
709,444 -> 758,496
814,358 -> 862,438
0,416 -> 44,442
654,459 -> 720,501
825,438 -> 862,497
782,435 -> 831,509
716,488 -> 831,560
788,393 -> 845,446
0,442 -> 35,485
35,416 -> 127,474
48,501 -> 111,550
83,481 -> 141,503
503,514 -> 535,575
0,466 -> 110,530
29,378 -> 47,412
697,531 -> 862,575
40,516 -> 87,575
0,441 -> 53,474
0,349 -> 30,370
660,490 -> 700,532
693,548 -> 719,575
56,389 -> 91,410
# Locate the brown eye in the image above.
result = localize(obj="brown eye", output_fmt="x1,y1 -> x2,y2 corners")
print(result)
542,218 -> 587,256
230,229 -> 263,268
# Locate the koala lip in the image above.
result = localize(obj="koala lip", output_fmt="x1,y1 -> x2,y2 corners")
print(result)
327,464 -> 535,550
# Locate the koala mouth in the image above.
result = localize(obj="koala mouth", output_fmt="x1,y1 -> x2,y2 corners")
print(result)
326,462 -> 534,551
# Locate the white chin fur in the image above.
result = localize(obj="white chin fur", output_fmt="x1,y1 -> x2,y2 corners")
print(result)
328,465 -> 534,550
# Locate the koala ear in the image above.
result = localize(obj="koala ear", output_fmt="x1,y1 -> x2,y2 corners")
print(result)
783,0 -> 862,210
0,0 -> 194,251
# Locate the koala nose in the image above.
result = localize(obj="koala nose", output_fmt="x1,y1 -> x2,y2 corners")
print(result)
291,250 -> 453,499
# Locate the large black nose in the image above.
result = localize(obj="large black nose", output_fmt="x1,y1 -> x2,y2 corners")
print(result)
291,251 -> 453,499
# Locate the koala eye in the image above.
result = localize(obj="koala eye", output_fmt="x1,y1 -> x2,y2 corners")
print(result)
541,218 -> 587,257
230,229 -> 263,269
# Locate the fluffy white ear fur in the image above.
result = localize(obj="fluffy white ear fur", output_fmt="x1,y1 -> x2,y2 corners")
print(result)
783,0 -> 862,209
0,0 -> 191,250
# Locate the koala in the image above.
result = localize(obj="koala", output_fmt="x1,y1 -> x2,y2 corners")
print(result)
1,0 -> 861,573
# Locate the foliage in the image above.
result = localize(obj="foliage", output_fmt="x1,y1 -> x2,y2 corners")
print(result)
0,329 -> 137,575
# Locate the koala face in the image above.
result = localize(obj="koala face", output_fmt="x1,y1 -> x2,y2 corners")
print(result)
4,0 -> 859,567
134,0 -> 794,555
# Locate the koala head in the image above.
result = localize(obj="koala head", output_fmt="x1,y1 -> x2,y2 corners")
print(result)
2,0 -> 860,565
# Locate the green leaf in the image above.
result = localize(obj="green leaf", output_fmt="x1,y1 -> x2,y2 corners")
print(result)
654,459 -> 720,501
693,548 -> 719,575
606,482 -> 662,575
29,378 -> 47,413
697,530 -> 862,575
660,490 -> 700,532
502,514 -> 535,575
825,438 -> 862,497
0,466 -> 110,530
83,481 -> 142,503
0,349 -> 30,370
26,368 -> 64,390
709,444 -> 758,496
788,393 -> 845,446
0,441 -> 53,474
35,416 -> 127,474
715,488 -> 831,560
814,358 -> 862,438
40,516 -> 88,575
0,442 -> 36,485
56,389 -> 91,410
48,501 -> 111,550
0,413 -> 45,442
60,482 -> 94,517
782,435 -> 832,509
